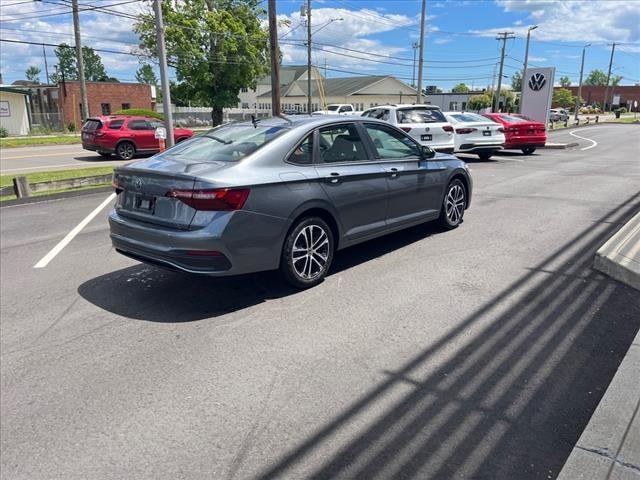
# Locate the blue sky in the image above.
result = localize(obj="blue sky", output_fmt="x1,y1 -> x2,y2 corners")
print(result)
1,0 -> 639,91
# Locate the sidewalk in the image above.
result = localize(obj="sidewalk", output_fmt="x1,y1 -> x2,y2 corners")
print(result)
557,211 -> 640,479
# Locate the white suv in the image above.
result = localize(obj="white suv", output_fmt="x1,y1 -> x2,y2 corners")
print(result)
361,104 -> 455,153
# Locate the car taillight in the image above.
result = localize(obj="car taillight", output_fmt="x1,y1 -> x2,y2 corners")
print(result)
508,127 -> 518,132
166,187 -> 250,211
112,176 -> 123,194
95,131 -> 106,137
455,128 -> 477,134
497,127 -> 504,133
400,127 -> 412,132
442,125 -> 454,133
539,127 -> 546,132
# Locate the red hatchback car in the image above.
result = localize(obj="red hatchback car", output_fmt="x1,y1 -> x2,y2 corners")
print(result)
81,115 -> 194,160
482,113 -> 546,154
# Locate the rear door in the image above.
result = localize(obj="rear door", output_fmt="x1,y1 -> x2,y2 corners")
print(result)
127,119 -> 156,150
313,122 -> 388,240
363,122 -> 445,225
81,118 -> 103,145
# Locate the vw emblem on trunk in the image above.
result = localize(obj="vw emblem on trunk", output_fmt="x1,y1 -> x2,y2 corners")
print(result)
134,178 -> 143,191
424,127 -> 430,132
528,73 -> 546,91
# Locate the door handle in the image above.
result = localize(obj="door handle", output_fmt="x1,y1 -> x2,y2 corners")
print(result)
329,172 -> 340,184
389,167 -> 399,178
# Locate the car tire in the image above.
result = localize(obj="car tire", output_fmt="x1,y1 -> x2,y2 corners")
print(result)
280,217 -> 334,289
521,146 -> 536,155
116,141 -> 135,160
97,151 -> 111,158
438,179 -> 466,230
478,152 -> 492,161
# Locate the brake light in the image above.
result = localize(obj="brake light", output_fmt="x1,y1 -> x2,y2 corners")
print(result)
455,128 -> 477,134
442,125 -> 454,133
508,127 -> 518,132
400,127 -> 412,132
497,127 -> 504,132
166,188 -> 250,211
111,176 -> 123,194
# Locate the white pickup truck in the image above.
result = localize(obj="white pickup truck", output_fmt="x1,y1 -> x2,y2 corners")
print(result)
312,104 -> 359,116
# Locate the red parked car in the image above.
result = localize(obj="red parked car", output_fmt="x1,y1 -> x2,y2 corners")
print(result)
81,115 -> 194,160
482,113 -> 546,154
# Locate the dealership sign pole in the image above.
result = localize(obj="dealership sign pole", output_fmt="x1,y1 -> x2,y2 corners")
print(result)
520,67 -> 556,125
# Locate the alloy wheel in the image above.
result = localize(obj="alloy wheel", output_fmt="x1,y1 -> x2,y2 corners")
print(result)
445,184 -> 465,225
291,224 -> 330,280
117,143 -> 135,160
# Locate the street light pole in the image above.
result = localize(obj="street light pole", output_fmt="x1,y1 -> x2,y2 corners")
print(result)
268,0 -> 281,117
416,0 -> 426,103
604,42 -> 616,112
306,0 -> 312,115
153,0 -> 174,146
494,31 -> 515,113
575,43 -> 590,122
519,25 -> 537,113
411,41 -> 419,88
71,0 -> 89,120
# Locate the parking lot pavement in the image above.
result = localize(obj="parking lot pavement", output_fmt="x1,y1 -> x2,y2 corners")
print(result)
0,144 -> 131,174
1,124 -> 639,479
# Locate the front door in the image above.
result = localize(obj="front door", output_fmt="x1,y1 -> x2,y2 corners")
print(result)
127,119 -> 157,150
314,123 -> 388,240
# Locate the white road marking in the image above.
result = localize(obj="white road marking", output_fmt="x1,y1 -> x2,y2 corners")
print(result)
569,129 -> 599,151
34,193 -> 116,269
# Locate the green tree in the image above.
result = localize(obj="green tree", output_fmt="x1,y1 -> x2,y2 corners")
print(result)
611,75 -> 623,86
559,76 -> 571,87
135,64 -> 158,85
585,69 -> 608,86
451,83 -> 469,93
552,88 -> 576,109
511,71 -> 522,91
25,65 -> 41,83
134,0 -> 269,125
50,44 -> 113,82
468,93 -> 492,111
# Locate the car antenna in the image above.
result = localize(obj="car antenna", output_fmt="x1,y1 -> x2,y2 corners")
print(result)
251,115 -> 260,128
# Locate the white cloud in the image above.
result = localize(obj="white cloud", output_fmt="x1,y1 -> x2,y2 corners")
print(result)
434,37 -> 452,45
528,56 -> 547,62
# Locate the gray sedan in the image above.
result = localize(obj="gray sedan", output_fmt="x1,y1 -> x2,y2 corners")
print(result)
109,116 -> 472,288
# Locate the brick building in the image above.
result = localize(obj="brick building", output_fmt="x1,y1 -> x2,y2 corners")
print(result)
553,85 -> 640,110
58,81 -> 155,125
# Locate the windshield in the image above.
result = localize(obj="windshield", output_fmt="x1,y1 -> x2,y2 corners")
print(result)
397,107 -> 446,124
327,105 -> 339,111
160,124 -> 289,162
450,113 -> 491,123
499,114 -> 532,123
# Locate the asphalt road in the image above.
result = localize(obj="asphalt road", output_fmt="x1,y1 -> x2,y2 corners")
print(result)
0,144 -> 132,174
1,124 -> 639,480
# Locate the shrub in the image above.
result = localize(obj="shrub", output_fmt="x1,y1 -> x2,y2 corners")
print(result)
0,126 -> 8,138
616,107 -> 628,114
112,108 -> 164,120
67,121 -> 76,132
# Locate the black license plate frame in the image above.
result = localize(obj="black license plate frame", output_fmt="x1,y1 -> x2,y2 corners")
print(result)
421,134 -> 432,141
134,194 -> 155,214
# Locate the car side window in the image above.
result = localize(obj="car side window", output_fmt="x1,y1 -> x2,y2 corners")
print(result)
108,119 -> 124,130
364,124 -> 420,159
128,120 -> 150,130
318,124 -> 368,163
381,109 -> 390,121
148,120 -> 165,129
288,133 -> 314,165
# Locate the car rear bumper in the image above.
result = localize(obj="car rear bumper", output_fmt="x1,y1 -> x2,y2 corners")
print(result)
457,143 -> 504,153
109,208 -> 289,276
82,142 -> 114,153
504,135 -> 546,148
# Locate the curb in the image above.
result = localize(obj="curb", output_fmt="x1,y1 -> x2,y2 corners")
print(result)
0,185 -> 112,207
540,142 -> 580,149
593,211 -> 640,291
547,121 -> 639,133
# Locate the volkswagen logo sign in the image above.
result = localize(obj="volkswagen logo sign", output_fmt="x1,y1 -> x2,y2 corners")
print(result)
528,73 -> 546,91
134,177 -> 143,191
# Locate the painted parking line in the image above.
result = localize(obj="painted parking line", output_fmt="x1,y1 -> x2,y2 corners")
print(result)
569,129 -> 599,151
34,193 -> 116,269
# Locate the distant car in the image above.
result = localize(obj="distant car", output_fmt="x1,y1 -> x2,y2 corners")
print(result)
312,104 -> 358,115
110,116 -> 472,288
443,111 -> 505,160
481,113 -> 546,154
550,108 -> 569,122
362,104 -> 455,153
81,115 -> 194,160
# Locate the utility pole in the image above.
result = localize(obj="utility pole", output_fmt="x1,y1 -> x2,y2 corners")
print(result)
268,0 -> 281,116
494,31 -> 515,112
42,44 -> 50,84
153,0 -> 174,147
519,25 -> 537,113
603,42 -> 616,112
305,0 -> 312,114
416,0 -> 426,103
575,43 -> 590,122
71,0 -> 89,120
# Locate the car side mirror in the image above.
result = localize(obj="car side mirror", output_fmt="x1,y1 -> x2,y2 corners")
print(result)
421,145 -> 435,159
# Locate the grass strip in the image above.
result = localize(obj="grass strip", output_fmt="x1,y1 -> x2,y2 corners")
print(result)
0,166 -> 115,188
0,136 -> 82,148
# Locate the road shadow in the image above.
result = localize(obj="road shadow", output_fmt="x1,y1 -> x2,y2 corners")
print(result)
253,193 -> 640,480
78,221 -> 442,322
72,154 -> 151,163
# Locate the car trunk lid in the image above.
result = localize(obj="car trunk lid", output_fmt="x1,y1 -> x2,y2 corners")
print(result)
81,118 -> 103,144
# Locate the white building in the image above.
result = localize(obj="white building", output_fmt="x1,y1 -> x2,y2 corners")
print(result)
230,66 -> 417,117
0,86 -> 31,136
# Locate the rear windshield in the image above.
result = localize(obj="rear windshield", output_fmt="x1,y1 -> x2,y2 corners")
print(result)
82,119 -> 102,131
160,124 -> 289,162
499,114 -> 531,123
450,113 -> 491,123
397,107 -> 446,124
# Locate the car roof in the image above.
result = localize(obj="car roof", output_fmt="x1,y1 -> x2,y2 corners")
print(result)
364,104 -> 441,110
219,115 -> 390,130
